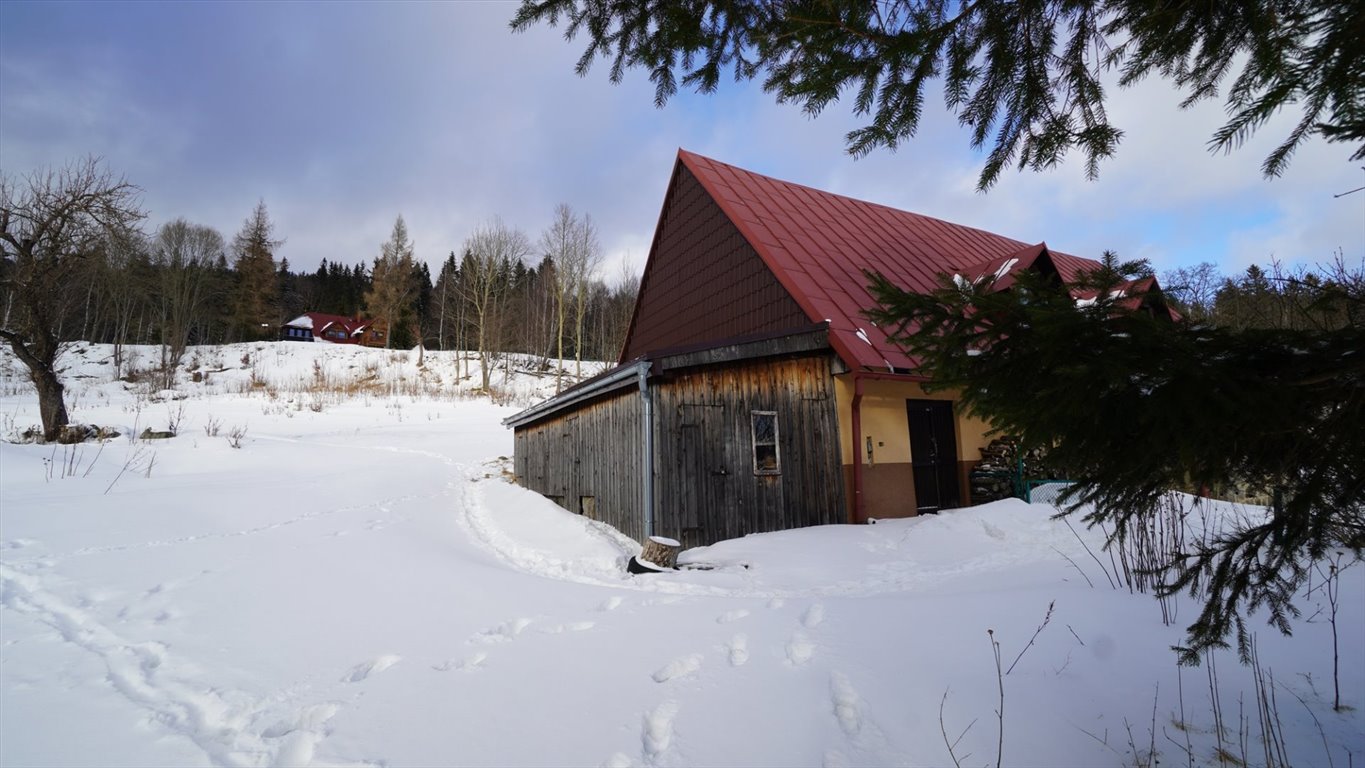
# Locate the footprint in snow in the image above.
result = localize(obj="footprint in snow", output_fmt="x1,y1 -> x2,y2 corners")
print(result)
598,596 -> 624,612
434,652 -> 487,672
829,672 -> 863,736
470,618 -> 533,644
261,702 -> 341,738
786,631 -> 815,666
265,702 -> 343,767
726,634 -> 749,667
716,609 -> 749,624
600,752 -> 635,768
543,621 -> 596,634
342,655 -> 401,682
651,653 -> 703,683
642,700 -> 680,758
767,597 -> 786,609
802,603 -> 825,628
133,641 -> 168,675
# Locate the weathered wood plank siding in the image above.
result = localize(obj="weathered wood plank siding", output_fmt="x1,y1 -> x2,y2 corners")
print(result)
513,388 -> 646,542
652,354 -> 844,547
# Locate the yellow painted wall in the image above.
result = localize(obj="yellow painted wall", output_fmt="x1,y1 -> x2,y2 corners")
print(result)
831,374 -> 995,465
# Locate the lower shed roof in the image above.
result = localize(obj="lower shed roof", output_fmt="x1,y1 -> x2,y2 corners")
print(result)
502,325 -> 836,430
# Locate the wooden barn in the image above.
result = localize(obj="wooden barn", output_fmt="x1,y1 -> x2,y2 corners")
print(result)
504,150 -> 1117,548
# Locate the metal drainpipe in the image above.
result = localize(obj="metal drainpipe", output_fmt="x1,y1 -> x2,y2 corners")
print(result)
638,364 -> 655,540
851,373 -> 865,524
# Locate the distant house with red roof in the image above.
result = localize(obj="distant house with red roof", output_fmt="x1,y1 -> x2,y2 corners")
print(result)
504,150 -> 1165,548
280,313 -> 389,347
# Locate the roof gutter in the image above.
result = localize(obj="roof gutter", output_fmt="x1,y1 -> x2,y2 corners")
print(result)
638,363 -> 655,539
851,372 -> 865,524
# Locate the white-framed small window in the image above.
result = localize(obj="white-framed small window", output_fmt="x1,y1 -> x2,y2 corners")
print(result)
751,410 -> 780,475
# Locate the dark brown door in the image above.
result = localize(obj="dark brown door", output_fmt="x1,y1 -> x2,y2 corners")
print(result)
678,404 -> 728,546
906,400 -> 960,513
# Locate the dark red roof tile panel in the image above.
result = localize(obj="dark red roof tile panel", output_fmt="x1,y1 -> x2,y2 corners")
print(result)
620,163 -> 810,361
669,150 -> 1102,371
617,151 -> 1105,368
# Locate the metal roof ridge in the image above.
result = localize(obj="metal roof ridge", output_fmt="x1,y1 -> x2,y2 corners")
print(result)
678,150 -> 1055,245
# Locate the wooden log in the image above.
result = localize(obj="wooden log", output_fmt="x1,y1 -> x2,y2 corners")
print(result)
639,535 -> 681,569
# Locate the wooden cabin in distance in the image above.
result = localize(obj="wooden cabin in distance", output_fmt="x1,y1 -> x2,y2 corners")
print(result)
280,313 -> 390,347
504,150 -> 1115,548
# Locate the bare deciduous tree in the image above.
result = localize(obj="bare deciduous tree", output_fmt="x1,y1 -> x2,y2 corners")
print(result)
431,251 -> 460,352
603,259 -> 640,361
95,232 -> 151,378
539,205 -> 574,392
154,219 -> 223,386
1160,261 -> 1221,323
539,204 -> 602,391
462,218 -> 530,391
567,213 -> 603,379
0,157 -> 144,440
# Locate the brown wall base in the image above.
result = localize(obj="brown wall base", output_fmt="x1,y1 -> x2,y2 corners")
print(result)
843,461 -> 979,522
959,460 -> 979,507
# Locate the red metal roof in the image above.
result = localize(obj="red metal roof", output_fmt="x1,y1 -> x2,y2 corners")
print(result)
676,150 -> 1101,372
954,243 -> 1060,293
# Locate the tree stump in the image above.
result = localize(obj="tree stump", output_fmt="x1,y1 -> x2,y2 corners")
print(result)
628,536 -> 681,574
641,536 -> 680,568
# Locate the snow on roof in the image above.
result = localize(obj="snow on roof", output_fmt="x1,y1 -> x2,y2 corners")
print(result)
292,312 -> 378,336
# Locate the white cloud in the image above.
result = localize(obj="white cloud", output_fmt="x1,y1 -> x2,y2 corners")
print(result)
3,2 -> 1357,286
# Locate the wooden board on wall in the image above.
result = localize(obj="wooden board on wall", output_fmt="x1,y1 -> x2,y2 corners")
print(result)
514,388 -> 647,542
652,354 -> 845,547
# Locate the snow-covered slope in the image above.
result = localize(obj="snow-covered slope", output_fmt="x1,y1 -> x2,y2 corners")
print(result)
1,343 -> 1360,767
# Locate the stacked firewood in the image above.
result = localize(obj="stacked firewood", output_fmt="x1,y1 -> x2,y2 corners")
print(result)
970,436 -> 1070,504
970,436 -> 1019,503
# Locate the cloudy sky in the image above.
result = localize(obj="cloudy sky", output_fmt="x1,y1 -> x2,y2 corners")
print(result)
2,1 -> 1361,284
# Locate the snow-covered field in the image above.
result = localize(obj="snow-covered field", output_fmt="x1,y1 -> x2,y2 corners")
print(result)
1,343 -> 1361,767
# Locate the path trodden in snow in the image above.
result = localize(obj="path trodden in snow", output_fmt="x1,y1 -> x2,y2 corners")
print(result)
1,343 -> 1361,767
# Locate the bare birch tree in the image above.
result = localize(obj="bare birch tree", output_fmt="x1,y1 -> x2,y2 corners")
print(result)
566,212 -> 602,379
539,205 -> 574,393
431,251 -> 459,351
538,204 -> 602,391
462,218 -> 530,391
